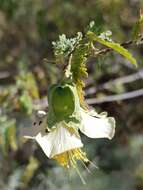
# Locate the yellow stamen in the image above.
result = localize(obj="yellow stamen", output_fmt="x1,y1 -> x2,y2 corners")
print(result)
53,148 -> 89,168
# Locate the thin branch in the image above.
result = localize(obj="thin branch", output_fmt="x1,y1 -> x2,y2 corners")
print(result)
0,71 -> 11,79
85,69 -> 143,95
86,88 -> 143,105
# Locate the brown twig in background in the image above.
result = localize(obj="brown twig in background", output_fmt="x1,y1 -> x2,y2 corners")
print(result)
0,71 -> 11,79
86,88 -> 143,105
85,69 -> 143,95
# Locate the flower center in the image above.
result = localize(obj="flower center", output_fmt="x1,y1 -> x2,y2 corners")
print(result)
53,148 -> 89,168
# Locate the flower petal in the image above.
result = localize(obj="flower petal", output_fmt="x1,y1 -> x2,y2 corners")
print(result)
35,124 -> 83,158
79,109 -> 115,139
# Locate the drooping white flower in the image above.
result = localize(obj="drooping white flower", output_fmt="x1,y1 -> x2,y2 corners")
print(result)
21,82 -> 115,173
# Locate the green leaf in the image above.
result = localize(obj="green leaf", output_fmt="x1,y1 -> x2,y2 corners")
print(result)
87,31 -> 137,67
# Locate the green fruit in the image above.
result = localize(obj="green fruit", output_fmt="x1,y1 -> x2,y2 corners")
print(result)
51,85 -> 75,120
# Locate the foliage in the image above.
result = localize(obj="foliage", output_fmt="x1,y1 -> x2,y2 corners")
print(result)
52,32 -> 82,64
52,21 -> 137,109
87,30 -> 137,66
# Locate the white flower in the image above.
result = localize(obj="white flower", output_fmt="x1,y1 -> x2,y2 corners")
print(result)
20,78 -> 115,172
21,109 -> 115,160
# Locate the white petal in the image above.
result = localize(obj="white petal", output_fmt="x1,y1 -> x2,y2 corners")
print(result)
34,132 -> 52,158
80,109 -> 115,139
35,124 -> 83,158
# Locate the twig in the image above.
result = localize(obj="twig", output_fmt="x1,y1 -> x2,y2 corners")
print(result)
86,88 -> 143,105
0,71 -> 11,79
85,69 -> 143,95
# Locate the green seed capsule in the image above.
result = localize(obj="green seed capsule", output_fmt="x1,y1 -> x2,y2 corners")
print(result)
51,85 -> 75,120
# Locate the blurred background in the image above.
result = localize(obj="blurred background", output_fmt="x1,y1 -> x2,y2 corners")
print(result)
0,0 -> 143,189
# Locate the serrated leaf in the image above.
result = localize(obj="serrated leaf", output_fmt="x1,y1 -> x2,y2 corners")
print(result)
71,40 -> 90,108
88,31 -> 137,67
